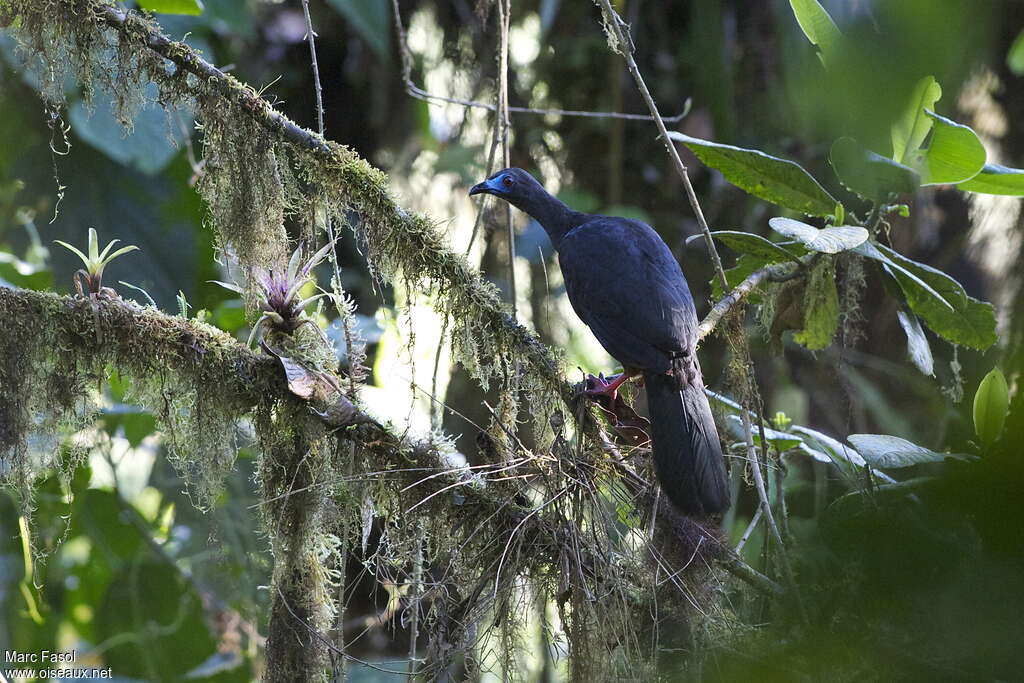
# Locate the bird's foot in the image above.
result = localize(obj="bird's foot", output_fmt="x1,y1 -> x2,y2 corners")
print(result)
583,372 -> 632,402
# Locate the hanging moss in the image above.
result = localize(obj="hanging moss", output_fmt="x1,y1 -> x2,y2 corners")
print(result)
0,289 -> 269,507
0,3 -> 742,679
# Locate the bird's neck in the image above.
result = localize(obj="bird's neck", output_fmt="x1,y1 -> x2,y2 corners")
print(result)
516,193 -> 587,250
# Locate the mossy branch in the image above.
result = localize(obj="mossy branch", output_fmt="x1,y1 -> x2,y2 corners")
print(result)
93,3 -> 330,155
28,0 -> 760,431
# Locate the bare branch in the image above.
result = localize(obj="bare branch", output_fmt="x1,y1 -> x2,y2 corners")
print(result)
593,0 -> 729,291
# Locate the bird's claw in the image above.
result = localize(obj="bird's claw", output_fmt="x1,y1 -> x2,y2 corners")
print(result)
583,372 -> 625,401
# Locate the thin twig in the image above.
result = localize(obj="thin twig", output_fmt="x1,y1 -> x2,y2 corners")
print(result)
594,0 -> 728,291
388,0 -> 689,123
734,506 -> 763,555
697,268 -> 769,341
497,0 -> 516,317
300,0 -> 325,134
297,7 -> 354,679
740,411 -> 805,618
407,520 -> 424,676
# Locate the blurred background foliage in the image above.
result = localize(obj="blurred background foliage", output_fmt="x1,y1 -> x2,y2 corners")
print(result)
2,0 -> 1024,680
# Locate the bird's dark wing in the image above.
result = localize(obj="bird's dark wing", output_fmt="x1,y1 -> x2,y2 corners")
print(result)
557,217 -> 698,374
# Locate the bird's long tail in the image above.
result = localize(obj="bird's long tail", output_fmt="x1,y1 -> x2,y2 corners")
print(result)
644,371 -> 730,515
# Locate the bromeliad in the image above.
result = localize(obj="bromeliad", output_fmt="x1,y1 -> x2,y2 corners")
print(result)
212,239 -> 337,347
54,228 -> 139,299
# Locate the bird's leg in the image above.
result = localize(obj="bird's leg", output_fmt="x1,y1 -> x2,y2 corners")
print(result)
584,368 -> 639,402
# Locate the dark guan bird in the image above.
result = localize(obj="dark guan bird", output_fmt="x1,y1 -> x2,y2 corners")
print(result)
470,168 -> 729,515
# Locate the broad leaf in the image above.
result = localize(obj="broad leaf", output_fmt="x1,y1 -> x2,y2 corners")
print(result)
790,425 -> 865,469
69,84 -> 193,175
710,231 -> 802,263
328,0 -> 392,60
891,76 -> 942,164
919,111 -> 986,185
711,252 -> 769,300
137,0 -> 204,14
853,241 -> 951,309
973,367 -> 1009,447
768,217 -> 868,253
958,164 -> 1024,196
793,258 -> 839,349
847,434 -> 955,468
896,309 -> 934,376
830,137 -> 920,200
669,132 -> 841,217
789,0 -> 842,67
875,243 -> 997,350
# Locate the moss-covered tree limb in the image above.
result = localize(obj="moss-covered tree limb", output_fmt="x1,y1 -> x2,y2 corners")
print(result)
75,0 -> 748,398
0,285 -> 779,585
2,3 -> 787,675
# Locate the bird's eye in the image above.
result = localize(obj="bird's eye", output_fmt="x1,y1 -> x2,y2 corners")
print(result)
502,175 -> 514,186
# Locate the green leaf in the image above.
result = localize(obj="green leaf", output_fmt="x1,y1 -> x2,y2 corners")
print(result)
0,252 -> 52,290
768,217 -> 868,254
68,84 -> 193,175
710,231 -> 802,263
53,239 -> 90,268
847,434 -> 956,468
96,562 -> 214,678
790,425 -> 867,480
711,252 -> 769,300
137,0 -> 204,15
103,407 -> 157,448
973,367 -> 1009,447
789,0 -> 842,67
891,75 -> 942,164
793,258 -> 839,350
854,240 -> 951,308
957,163 -> 1024,196
830,137 -> 920,200
919,111 -> 986,185
668,131 -> 841,217
866,242 -> 997,349
1007,29 -> 1024,76
327,0 -> 392,61
895,309 -> 934,376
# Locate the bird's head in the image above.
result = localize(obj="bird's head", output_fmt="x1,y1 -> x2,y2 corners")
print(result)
468,167 -> 540,206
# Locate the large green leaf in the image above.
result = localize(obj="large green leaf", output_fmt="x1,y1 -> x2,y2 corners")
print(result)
669,132 -> 841,217
847,434 -> 954,468
830,137 -> 920,200
891,75 -> 942,164
958,164 -> 1024,196
872,243 -> 997,349
854,241 -> 951,307
137,0 -> 204,15
710,231 -> 802,263
919,111 -> 986,185
768,217 -> 868,254
789,0 -> 842,67
973,367 -> 1009,447
793,258 -> 839,349
328,0 -> 392,60
69,84 -> 192,175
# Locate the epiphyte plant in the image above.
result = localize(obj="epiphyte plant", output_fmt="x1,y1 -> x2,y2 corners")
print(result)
213,239 -> 338,347
54,227 -> 139,298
